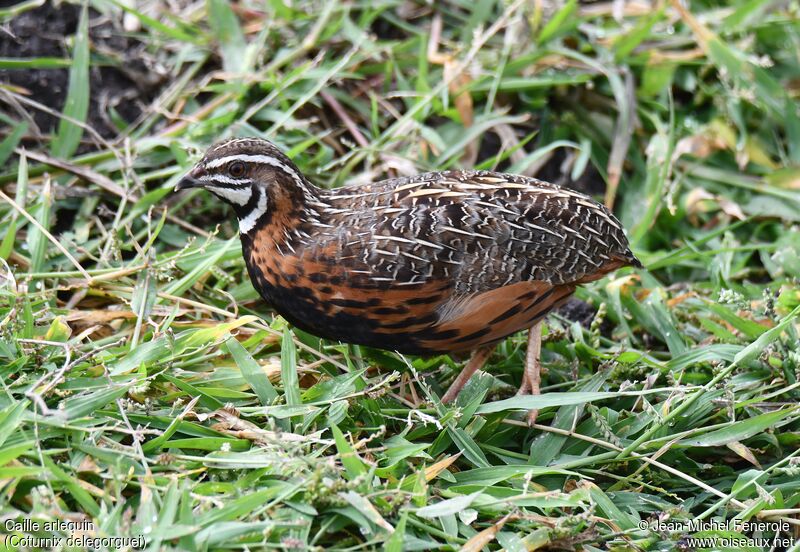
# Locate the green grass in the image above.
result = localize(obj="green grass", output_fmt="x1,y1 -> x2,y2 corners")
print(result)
2,0 -> 800,550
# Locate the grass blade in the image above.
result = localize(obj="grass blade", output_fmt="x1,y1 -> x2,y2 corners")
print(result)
50,3 -> 89,159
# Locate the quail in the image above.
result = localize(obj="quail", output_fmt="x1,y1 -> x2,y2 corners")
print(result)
176,138 -> 641,424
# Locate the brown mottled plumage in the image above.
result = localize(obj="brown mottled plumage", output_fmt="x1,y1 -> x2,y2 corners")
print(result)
176,138 -> 641,422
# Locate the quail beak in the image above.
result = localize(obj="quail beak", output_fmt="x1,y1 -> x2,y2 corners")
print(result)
174,167 -> 205,191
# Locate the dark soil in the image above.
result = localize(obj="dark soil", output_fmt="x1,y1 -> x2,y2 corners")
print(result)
0,2 -> 162,145
556,297 -> 597,328
535,146 -> 607,197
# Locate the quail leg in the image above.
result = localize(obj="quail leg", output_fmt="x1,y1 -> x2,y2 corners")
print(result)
517,322 -> 542,426
441,345 -> 496,404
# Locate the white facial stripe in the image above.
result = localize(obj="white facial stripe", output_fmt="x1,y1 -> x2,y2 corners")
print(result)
205,154 -> 303,185
199,174 -> 252,187
239,188 -> 268,234
207,185 -> 252,206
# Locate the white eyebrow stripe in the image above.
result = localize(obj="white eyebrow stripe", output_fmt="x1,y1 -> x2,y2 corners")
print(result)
205,154 -> 311,201
205,154 -> 299,179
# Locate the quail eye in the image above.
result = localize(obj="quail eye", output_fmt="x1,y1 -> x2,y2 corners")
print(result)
228,161 -> 246,178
